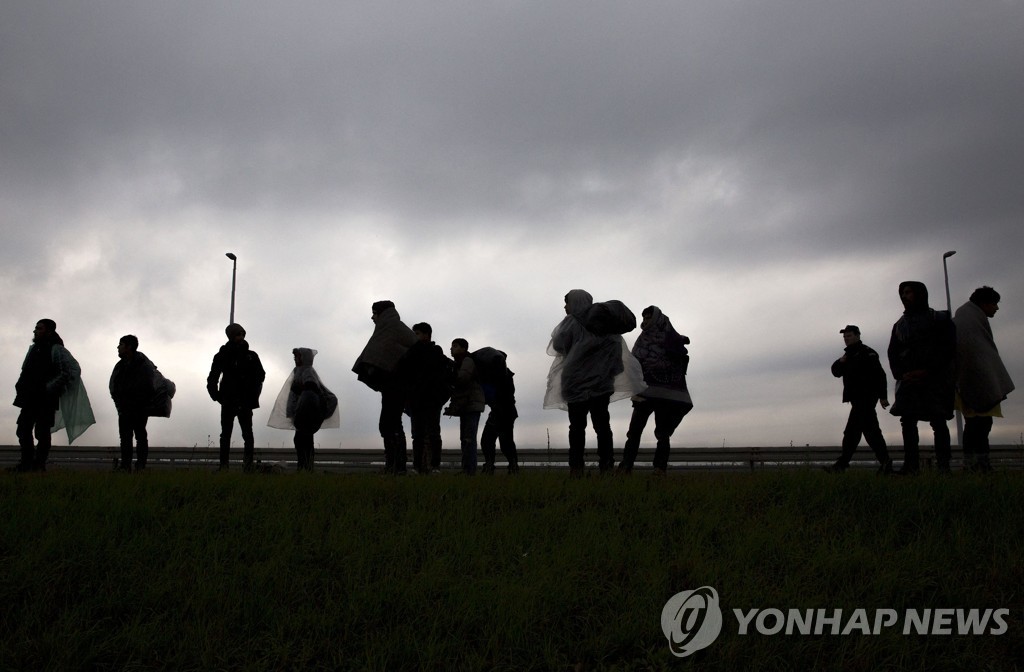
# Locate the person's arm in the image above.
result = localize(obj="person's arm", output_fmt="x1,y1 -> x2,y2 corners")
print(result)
206,354 -> 222,401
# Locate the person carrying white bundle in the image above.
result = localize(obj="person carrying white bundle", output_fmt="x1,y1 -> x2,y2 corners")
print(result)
268,348 -> 340,472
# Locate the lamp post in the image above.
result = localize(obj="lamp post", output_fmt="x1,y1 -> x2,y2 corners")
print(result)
942,250 -> 962,448
226,252 -> 237,324
942,250 -> 956,312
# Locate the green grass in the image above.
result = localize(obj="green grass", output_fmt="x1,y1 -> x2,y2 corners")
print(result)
2,469 -> 1023,671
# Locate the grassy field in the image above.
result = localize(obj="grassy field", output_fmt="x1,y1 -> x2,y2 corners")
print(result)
1,468 -> 1023,671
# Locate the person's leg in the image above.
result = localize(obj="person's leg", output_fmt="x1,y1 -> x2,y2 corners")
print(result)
590,395 -> 614,473
899,417 -> 920,475
619,401 -> 654,473
32,410 -> 53,471
930,418 -> 951,472
567,401 -> 589,473
964,416 -> 994,471
428,405 -> 443,471
134,415 -> 150,470
480,410 -> 498,473
857,403 -> 890,468
238,408 -> 255,471
379,386 -> 406,473
218,405 -> 235,469
460,413 -> 480,475
496,408 -> 519,473
652,400 -> 689,472
831,406 -> 865,471
16,409 -> 36,469
117,413 -> 134,471
409,410 -> 426,474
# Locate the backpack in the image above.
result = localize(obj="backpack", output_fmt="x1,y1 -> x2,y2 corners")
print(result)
470,347 -> 509,405
582,300 -> 637,335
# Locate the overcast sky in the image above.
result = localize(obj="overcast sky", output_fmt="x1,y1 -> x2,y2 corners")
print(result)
2,0 -> 1022,456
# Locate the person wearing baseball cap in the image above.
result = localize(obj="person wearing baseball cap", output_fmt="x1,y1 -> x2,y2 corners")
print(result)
825,325 -> 892,474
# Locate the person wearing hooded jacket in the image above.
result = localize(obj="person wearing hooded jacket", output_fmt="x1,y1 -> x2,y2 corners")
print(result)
207,323 -> 266,471
953,286 -> 1015,472
352,300 -> 418,475
617,306 -> 693,475
545,289 -> 643,476
267,348 -> 340,472
887,281 -> 956,474
109,334 -> 158,472
12,318 -> 95,472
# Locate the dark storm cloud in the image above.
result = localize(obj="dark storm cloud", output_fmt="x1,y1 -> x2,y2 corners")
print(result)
1,0 -> 1021,449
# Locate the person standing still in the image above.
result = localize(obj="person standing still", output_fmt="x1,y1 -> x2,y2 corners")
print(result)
887,281 -> 956,475
109,335 -> 158,472
953,286 -> 1015,472
207,323 -> 265,471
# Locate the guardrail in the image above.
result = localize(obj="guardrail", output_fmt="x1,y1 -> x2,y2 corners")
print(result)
3,444 -> 1022,473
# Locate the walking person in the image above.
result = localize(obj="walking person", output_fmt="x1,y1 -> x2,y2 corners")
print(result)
207,323 -> 266,471
544,289 -> 645,477
824,325 -> 893,474
445,338 -> 485,475
887,281 -> 956,475
352,300 -> 417,475
617,306 -> 693,476
12,319 -> 95,472
268,348 -> 340,472
953,287 -> 1015,472
109,335 -> 158,472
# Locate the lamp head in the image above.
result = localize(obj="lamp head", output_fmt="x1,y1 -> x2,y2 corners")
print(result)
942,250 -> 956,259
226,252 -> 237,261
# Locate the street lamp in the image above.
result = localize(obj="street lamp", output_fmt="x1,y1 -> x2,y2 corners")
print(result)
226,252 -> 237,324
942,250 -> 956,313
942,250 -> 962,448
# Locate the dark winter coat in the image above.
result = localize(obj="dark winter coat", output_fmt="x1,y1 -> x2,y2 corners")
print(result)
397,340 -> 453,412
831,342 -> 887,404
446,353 -> 486,416
14,332 -> 72,411
887,281 -> 956,420
109,352 -> 158,415
207,340 -> 266,409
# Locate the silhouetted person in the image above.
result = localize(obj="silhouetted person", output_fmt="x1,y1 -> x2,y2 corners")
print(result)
825,325 -> 892,474
352,300 -> 417,475
109,335 -> 157,472
477,348 -> 519,475
397,323 -> 452,474
12,319 -> 95,471
207,323 -> 265,471
445,338 -> 485,475
268,348 -> 339,472
617,306 -> 693,476
544,289 -> 644,477
887,281 -> 956,474
953,286 -> 1015,472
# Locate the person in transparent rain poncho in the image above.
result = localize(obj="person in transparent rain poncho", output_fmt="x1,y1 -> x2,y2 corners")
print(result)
267,348 -> 340,472
544,289 -> 645,477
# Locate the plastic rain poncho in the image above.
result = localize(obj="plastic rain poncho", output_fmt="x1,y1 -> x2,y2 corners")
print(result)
543,289 -> 645,410
267,348 -> 340,431
45,344 -> 95,444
